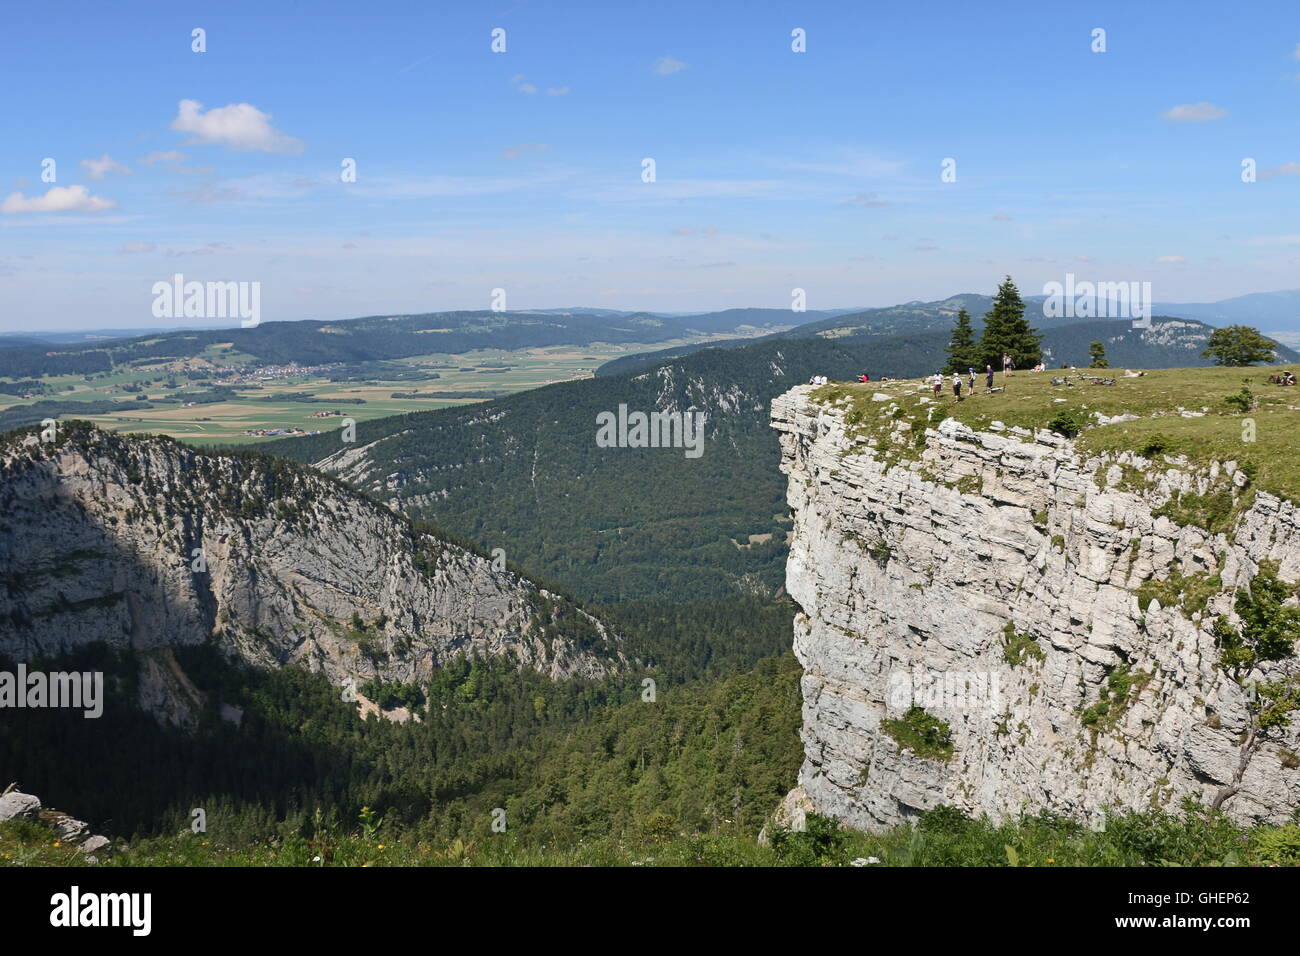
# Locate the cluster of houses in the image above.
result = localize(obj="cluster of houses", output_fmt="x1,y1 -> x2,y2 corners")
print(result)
241,427 -> 322,438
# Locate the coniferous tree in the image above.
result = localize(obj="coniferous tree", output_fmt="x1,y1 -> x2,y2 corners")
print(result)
978,276 -> 1042,371
1088,341 -> 1108,368
943,309 -> 980,373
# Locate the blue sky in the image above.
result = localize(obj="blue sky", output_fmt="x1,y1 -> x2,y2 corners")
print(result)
2,0 -> 1299,330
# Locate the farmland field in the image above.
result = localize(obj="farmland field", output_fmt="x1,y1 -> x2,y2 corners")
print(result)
0,333 -> 750,445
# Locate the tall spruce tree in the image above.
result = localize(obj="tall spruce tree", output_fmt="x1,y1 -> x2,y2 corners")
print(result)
978,276 -> 1042,371
943,308 -> 979,373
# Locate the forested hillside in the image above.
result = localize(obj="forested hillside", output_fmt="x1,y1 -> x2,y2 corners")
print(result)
263,331 -> 950,602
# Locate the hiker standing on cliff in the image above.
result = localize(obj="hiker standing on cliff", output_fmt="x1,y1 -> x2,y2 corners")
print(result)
952,373 -> 963,401
1002,352 -> 1013,376
932,372 -> 943,397
967,367 -> 976,394
985,364 -> 994,389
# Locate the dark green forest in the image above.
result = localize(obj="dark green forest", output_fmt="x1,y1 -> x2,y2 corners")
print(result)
0,609 -> 800,844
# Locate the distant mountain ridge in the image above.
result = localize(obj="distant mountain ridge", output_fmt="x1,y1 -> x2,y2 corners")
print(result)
0,308 -> 828,379
597,298 -> 1300,378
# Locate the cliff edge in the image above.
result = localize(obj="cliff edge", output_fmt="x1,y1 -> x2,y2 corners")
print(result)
772,370 -> 1300,830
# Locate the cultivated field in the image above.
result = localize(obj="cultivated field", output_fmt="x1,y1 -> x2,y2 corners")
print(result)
0,335 -> 732,445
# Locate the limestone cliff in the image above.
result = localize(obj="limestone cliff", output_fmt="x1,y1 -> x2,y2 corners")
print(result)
0,424 -> 621,724
771,382 -> 1300,830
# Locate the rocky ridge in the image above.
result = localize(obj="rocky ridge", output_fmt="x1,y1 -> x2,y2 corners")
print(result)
0,424 -> 621,726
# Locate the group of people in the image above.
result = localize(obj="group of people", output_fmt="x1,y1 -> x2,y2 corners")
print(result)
925,361 -> 993,400
819,356 -> 1044,399
930,365 -> 998,400
1268,370 -> 1298,386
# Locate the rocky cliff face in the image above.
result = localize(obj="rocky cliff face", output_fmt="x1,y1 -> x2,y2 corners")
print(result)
0,424 -> 620,724
771,383 -> 1300,830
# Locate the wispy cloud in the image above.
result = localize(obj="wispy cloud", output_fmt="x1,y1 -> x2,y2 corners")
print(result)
1161,102 -> 1227,122
653,56 -> 687,75
140,150 -> 188,165
502,143 -> 551,159
839,192 -> 890,208
80,155 -> 130,180
776,151 -> 904,179
1260,162 -> 1300,180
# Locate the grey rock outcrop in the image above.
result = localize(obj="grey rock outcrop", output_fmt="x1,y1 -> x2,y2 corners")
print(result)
0,791 -> 41,823
0,425 -> 623,725
772,383 -> 1300,831
0,785 -> 112,858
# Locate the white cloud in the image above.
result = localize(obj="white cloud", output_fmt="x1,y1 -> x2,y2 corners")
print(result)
80,154 -> 130,180
510,74 -> 537,94
1161,102 -> 1228,122
170,99 -> 304,154
1,185 -> 117,214
1155,255 -> 1186,263
118,241 -> 156,254
546,86 -> 570,96
1293,42 -> 1300,60
653,56 -> 687,75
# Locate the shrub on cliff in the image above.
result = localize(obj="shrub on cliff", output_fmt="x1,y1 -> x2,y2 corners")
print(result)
1047,408 -> 1087,438
1210,560 -> 1300,810
882,706 -> 954,761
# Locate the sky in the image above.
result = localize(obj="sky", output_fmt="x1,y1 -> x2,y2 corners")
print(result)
2,0 -> 1299,331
